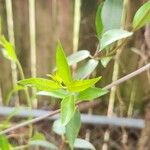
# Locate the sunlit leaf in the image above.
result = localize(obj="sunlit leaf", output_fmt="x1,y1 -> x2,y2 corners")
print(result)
66,109 -> 81,149
52,119 -> 66,135
18,78 -> 61,91
56,41 -> 72,85
61,95 -> 75,125
100,56 -> 112,67
47,72 -> 62,84
74,138 -> 95,150
76,87 -> 108,102
67,77 -> 101,92
0,36 -> 17,62
37,89 -> 68,99
102,0 -> 123,31
74,59 -> 98,80
132,1 -> 150,30
29,140 -> 58,150
67,50 -> 90,66
31,132 -> 45,141
0,122 -> 11,130
95,3 -> 104,38
100,29 -> 133,51
0,135 -> 12,150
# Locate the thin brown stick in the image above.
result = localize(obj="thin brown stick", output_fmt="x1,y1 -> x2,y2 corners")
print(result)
0,109 -> 60,135
0,63 -> 149,135
103,63 -> 150,90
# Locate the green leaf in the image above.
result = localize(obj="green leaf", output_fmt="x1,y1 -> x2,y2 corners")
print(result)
61,95 -> 75,125
66,109 -> 81,149
74,138 -> 95,150
47,72 -> 63,84
37,89 -> 68,99
0,36 -> 17,62
0,135 -> 12,150
56,41 -> 72,85
132,1 -> 150,30
52,119 -> 66,135
31,132 -> 46,140
67,77 -> 101,92
67,50 -> 90,66
100,29 -> 133,51
18,78 -> 61,91
95,3 -> 104,38
76,87 -> 108,102
74,59 -> 98,80
100,56 -> 112,67
29,140 -> 58,150
102,0 -> 123,31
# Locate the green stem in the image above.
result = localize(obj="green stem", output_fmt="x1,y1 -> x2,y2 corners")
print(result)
16,60 -> 33,138
127,80 -> 137,117
16,60 -> 31,107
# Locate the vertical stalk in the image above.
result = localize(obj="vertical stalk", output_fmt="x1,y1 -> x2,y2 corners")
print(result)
72,0 -> 81,75
16,60 -> 31,108
16,60 -> 33,138
51,0 -> 58,106
73,0 -> 81,52
0,19 -> 2,106
127,81 -> 137,117
5,0 -> 19,105
102,0 -> 129,149
29,0 -> 37,108
0,85 -> 2,105
52,0 -> 58,66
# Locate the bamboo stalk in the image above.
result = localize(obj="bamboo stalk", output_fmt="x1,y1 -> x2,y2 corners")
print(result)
29,0 -> 36,78
5,0 -> 19,105
51,0 -> 58,106
0,19 -> 2,106
73,0 -> 81,52
0,85 -> 2,105
29,0 -> 37,108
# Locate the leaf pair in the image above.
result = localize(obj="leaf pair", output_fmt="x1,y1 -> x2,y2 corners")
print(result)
53,110 -> 81,149
53,112 -> 95,150
96,0 -> 150,53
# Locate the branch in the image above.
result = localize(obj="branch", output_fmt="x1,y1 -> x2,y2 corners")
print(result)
0,63 -> 149,135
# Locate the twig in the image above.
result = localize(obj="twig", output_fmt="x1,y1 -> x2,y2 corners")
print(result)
103,63 -> 150,90
0,109 -> 60,135
0,63 -> 149,135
